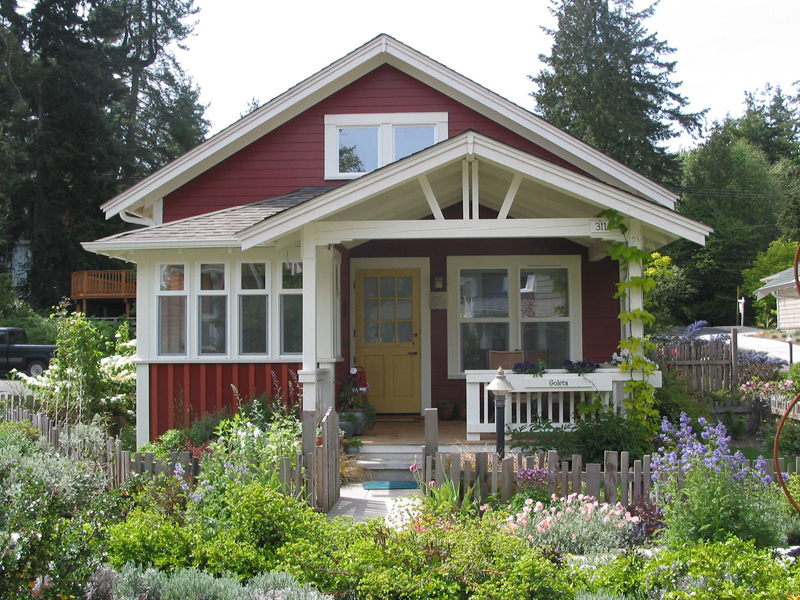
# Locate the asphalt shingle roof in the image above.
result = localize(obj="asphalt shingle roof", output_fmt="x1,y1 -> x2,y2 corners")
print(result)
96,186 -> 337,243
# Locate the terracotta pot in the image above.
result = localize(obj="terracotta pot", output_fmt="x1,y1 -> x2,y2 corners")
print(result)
456,403 -> 467,420
437,403 -> 455,420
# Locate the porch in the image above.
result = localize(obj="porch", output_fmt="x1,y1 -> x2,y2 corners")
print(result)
71,270 -> 136,316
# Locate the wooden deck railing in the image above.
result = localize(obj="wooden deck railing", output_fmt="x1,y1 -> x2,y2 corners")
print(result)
71,270 -> 136,299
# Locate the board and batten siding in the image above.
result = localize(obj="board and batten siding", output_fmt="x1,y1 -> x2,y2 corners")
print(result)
148,362 -> 301,440
163,64 -> 582,222
348,236 -> 620,403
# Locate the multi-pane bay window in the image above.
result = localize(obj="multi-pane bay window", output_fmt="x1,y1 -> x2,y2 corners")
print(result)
448,256 -> 581,374
238,263 -> 268,355
158,264 -> 187,355
280,262 -> 303,355
198,264 -> 227,355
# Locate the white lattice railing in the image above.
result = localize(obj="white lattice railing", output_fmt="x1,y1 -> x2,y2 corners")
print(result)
464,369 -> 663,441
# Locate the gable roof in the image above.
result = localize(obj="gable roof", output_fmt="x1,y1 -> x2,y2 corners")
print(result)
101,34 -> 679,222
85,132 -> 710,257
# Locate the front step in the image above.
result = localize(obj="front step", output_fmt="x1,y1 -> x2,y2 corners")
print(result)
354,443 -> 498,481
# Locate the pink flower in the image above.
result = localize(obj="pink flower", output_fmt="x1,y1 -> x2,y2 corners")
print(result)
409,464 -> 418,473
429,481 -> 436,488
525,498 -> 534,506
480,503 -> 489,511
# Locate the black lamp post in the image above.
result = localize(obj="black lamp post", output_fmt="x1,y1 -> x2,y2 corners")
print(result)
486,367 -> 514,458
788,335 -> 795,366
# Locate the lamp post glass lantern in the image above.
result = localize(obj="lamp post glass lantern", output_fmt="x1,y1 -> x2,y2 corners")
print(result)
486,367 -> 514,457
788,335 -> 795,365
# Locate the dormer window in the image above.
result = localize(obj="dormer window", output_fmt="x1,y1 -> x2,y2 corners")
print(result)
325,113 -> 448,179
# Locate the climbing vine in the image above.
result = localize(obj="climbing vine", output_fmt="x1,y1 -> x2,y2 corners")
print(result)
600,209 -> 659,440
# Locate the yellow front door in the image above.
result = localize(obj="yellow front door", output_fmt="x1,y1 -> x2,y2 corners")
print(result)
354,269 -> 421,413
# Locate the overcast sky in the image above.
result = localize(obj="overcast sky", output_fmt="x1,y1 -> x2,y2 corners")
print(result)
176,0 -> 799,151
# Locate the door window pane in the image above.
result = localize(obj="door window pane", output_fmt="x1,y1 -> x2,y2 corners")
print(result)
380,277 -> 395,298
397,299 -> 412,320
160,264 -> 185,291
363,299 -> 379,320
380,299 -> 395,320
461,323 -> 509,370
363,277 -> 378,298
281,295 -> 303,354
363,322 -> 379,343
380,322 -> 396,343
239,295 -> 267,354
522,322 -> 569,368
520,269 -> 568,318
394,126 -> 435,160
199,296 -> 226,354
397,276 -> 412,297
460,270 -> 508,318
338,127 -> 378,173
241,263 -> 266,290
158,296 -> 186,355
200,264 -> 225,291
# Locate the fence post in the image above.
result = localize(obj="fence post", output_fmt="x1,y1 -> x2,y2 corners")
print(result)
424,408 -> 438,459
731,327 -> 738,392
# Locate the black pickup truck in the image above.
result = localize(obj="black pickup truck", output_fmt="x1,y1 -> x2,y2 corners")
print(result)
0,327 -> 57,377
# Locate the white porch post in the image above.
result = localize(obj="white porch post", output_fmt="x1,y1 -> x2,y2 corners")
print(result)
627,219 -> 645,346
299,223 -> 318,411
135,363 -> 150,447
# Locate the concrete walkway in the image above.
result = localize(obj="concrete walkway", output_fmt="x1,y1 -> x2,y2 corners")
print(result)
328,484 -> 420,521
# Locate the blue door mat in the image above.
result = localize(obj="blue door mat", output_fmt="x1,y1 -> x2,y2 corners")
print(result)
363,481 -> 418,490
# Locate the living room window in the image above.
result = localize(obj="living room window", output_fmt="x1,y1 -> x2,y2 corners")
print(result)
157,264 -> 187,356
324,113 -> 448,179
447,256 -> 582,375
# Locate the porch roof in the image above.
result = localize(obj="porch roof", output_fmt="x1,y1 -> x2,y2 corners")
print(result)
755,267 -> 799,299
85,131 -> 711,257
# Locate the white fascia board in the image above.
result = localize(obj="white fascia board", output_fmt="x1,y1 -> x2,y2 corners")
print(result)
104,35 -> 676,220
379,38 -> 678,208
102,39 -> 389,219
238,138 -> 469,248
82,239 -> 246,255
238,132 -> 708,250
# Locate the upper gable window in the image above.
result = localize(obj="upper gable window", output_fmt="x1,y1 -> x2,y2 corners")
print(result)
324,113 -> 448,180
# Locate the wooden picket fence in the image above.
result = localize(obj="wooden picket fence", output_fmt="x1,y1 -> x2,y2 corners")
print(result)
0,394 -> 340,512
651,334 -> 737,394
419,448 -> 799,505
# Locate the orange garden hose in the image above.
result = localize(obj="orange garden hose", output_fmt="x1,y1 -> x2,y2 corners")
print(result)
773,242 -> 800,514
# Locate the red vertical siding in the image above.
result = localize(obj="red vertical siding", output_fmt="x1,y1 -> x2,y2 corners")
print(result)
163,65 -> 581,221
351,239 -> 620,404
148,362 -> 301,440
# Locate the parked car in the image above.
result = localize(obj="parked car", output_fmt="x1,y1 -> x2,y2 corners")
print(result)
0,327 -> 57,377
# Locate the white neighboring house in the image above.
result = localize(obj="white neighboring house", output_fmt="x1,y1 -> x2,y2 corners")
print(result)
755,267 -> 800,331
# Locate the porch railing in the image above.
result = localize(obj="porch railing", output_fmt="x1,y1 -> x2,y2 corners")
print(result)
71,270 -> 136,299
465,369 -> 662,441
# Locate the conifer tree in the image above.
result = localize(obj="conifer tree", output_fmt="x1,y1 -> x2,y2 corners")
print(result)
531,0 -> 704,181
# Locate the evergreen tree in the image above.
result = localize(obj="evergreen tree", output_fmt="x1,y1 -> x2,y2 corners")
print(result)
0,0 -> 208,309
531,0 -> 704,181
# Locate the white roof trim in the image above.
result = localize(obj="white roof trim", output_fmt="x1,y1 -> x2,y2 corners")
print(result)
237,131 -> 709,250
102,35 -> 678,220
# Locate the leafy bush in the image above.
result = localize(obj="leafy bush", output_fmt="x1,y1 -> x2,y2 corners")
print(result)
278,515 -> 570,599
106,507 -> 193,571
516,467 -> 551,505
160,568 -> 249,600
738,348 -> 787,382
584,537 -> 800,599
506,493 -> 640,555
653,414 -> 791,547
653,364 -> 709,424
509,412 -> 649,463
624,501 -> 665,544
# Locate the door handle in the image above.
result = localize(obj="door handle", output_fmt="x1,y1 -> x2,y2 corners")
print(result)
408,351 -> 418,355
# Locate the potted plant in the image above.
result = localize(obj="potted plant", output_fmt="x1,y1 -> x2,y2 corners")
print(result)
339,412 -> 358,437
512,360 -> 547,376
343,437 -> 363,454
564,359 -> 600,374
455,398 -> 467,420
338,377 -> 377,435
437,399 -> 455,420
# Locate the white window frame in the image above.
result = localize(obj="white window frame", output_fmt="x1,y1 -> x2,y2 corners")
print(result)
446,255 -> 582,377
196,262 -> 229,357
156,263 -> 189,357
279,262 -> 304,357
236,262 -> 271,357
324,112 -> 448,179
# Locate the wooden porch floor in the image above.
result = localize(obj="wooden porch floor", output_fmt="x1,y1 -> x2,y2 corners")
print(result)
359,417 -> 493,446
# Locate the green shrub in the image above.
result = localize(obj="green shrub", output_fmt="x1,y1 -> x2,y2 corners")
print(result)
654,365 -> 709,424
0,420 -> 42,455
278,514 -> 570,599
761,416 -> 800,454
110,562 -> 163,600
585,538 -> 800,599
160,568 -> 249,600
106,507 -> 193,571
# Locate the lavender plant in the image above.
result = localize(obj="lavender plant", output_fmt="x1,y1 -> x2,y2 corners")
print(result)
652,413 -> 790,547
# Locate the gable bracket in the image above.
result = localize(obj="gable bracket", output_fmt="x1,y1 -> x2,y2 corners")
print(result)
418,175 -> 445,220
